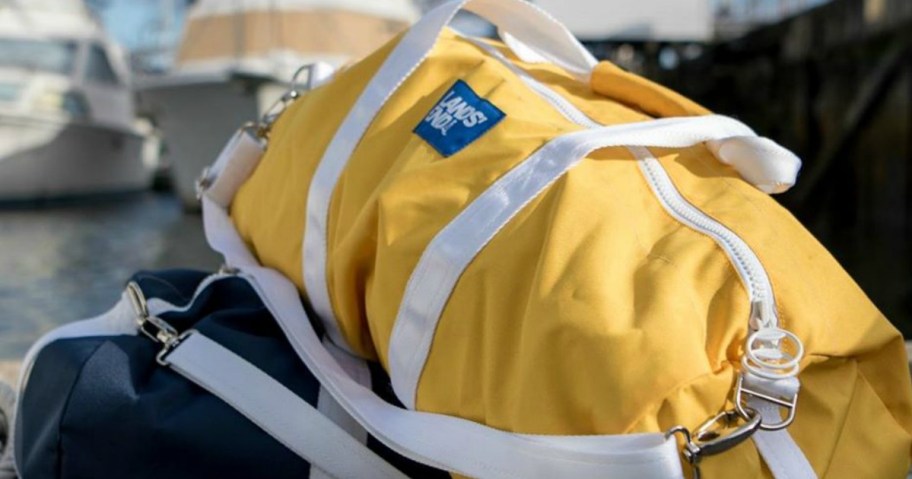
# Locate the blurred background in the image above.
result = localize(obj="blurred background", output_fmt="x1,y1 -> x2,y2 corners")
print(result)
0,0 -> 910,384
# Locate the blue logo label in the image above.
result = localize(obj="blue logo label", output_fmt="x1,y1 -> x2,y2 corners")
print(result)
414,80 -> 505,157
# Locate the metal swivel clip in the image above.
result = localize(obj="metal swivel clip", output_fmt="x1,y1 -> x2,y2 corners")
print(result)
665,407 -> 762,479
126,281 -> 195,366
196,63 -> 328,200
247,63 -> 323,140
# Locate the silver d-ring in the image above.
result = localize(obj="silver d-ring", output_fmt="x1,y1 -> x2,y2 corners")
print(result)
734,374 -> 799,431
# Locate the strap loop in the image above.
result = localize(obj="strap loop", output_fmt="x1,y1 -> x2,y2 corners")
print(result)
736,374 -> 800,431
706,136 -> 802,194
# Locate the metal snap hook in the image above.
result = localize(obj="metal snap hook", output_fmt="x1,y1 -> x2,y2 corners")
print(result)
690,407 -> 762,457
253,63 -> 319,139
125,281 -> 195,366
665,407 -> 761,479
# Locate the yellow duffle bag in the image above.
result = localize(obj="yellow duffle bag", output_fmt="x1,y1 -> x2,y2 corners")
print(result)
197,0 -> 912,477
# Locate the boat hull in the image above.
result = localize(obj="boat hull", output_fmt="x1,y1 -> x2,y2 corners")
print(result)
139,76 -> 283,210
0,114 -> 150,202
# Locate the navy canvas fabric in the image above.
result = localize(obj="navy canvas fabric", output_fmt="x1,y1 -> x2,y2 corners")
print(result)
16,269 -> 447,479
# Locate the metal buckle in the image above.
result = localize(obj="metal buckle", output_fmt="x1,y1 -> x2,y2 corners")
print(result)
155,329 -> 198,366
194,64 -> 315,202
194,62 -> 316,202
252,63 -> 316,140
665,407 -> 761,479
218,263 -> 240,275
126,282 -> 195,366
195,166 -> 213,200
734,374 -> 798,431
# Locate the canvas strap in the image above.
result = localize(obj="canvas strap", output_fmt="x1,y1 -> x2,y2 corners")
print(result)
747,377 -> 817,479
166,333 -> 407,479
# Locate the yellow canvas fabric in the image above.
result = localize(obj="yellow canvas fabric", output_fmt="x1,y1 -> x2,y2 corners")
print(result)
231,30 -> 912,477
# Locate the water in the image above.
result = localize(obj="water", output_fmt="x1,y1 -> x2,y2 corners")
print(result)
0,190 -> 907,363
0,193 -> 220,360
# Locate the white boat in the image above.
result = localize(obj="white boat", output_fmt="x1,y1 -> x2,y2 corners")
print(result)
0,0 -> 153,202
138,0 -> 418,210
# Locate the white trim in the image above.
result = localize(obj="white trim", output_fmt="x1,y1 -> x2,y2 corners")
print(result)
307,466 -> 334,479
751,399 -> 817,479
205,128 -> 267,208
301,0 -> 597,353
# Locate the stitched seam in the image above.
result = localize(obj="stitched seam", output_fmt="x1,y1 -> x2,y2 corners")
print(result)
819,367 -> 860,478
854,361 -> 912,443
689,147 -> 764,216
53,339 -> 108,478
132,273 -> 193,304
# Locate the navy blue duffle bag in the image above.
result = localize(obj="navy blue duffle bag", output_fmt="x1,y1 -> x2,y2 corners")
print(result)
12,269 -> 447,479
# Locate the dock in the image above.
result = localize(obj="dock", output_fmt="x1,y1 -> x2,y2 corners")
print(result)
0,362 -> 18,388
652,0 -> 912,335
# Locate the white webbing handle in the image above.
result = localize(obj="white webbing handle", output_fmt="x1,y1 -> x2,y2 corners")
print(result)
459,0 -> 597,81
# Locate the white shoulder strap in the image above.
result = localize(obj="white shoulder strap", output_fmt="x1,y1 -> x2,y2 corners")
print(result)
166,332 -> 408,479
